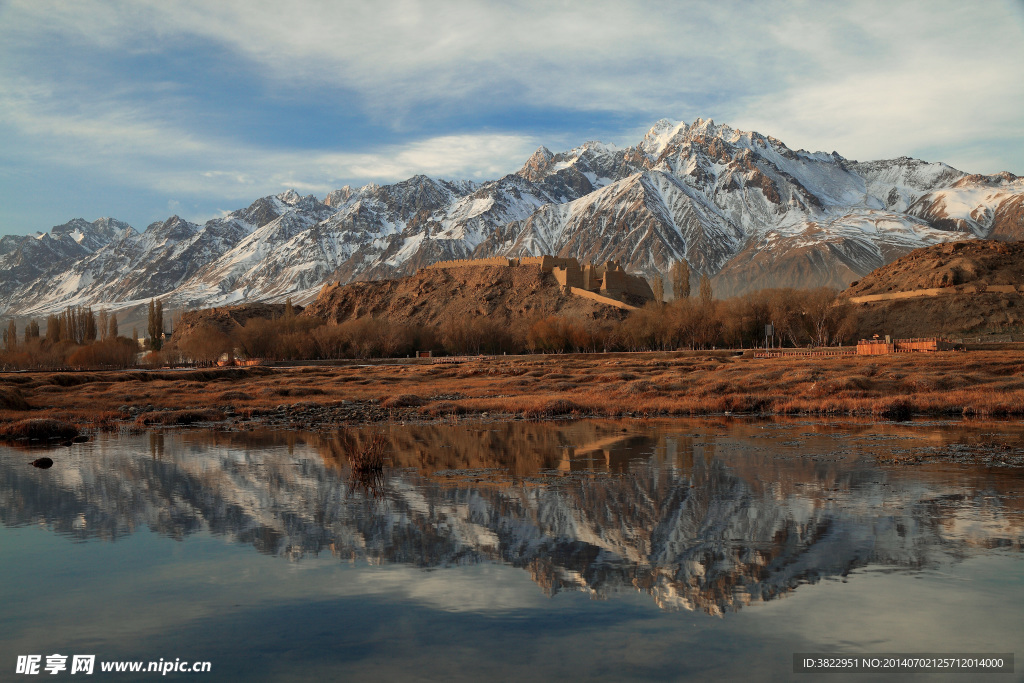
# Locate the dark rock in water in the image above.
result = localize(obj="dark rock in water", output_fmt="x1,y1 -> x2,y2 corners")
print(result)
31,457 -> 54,469
72,435 -> 90,443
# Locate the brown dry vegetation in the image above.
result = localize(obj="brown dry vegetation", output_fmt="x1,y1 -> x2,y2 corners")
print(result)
3,350 -> 1024,432
0,418 -> 80,441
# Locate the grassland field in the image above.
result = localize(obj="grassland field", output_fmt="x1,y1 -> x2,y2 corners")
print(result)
4,348 -> 1024,443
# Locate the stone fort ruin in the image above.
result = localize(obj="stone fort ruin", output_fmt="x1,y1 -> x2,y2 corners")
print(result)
422,255 -> 655,309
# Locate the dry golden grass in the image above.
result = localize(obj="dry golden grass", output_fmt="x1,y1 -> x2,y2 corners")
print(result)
0,387 -> 30,411
0,418 -> 79,441
135,409 -> 226,425
3,350 -> 1024,428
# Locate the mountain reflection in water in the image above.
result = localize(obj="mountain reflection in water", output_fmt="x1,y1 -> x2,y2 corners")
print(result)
2,419 -> 1023,616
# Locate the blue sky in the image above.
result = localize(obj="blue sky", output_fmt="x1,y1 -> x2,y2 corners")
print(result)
2,0 -> 1022,236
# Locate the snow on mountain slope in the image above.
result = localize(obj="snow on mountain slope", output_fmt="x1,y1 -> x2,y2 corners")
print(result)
905,172 -> 1024,239
4,117 -> 1024,317
711,211 -> 964,298
48,217 -> 134,253
157,192 -> 335,308
850,157 -> 964,212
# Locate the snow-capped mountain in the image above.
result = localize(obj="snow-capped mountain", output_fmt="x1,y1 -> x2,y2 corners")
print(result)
3,117 -> 1023,318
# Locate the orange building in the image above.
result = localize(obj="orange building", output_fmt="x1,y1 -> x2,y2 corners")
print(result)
856,337 -> 955,355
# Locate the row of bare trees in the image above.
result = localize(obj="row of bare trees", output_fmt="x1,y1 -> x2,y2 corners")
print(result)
160,286 -> 856,363
0,286 -> 857,368
0,305 -> 142,370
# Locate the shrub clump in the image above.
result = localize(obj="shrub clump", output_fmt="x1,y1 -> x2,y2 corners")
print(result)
381,394 -> 424,408
422,401 -> 466,417
347,431 -> 389,475
0,419 -> 79,441
263,386 -> 326,398
217,391 -> 254,402
46,373 -> 101,387
876,399 -> 914,421
0,387 -> 30,411
135,409 -> 225,425
523,399 -> 583,418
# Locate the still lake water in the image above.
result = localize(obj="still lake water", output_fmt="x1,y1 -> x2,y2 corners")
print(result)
2,418 -> 1023,681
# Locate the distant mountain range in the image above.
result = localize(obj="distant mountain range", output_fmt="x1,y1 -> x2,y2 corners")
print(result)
2,118 -> 1022,320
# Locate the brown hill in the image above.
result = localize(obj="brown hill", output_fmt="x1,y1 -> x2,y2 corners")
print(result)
842,240 -> 1024,340
844,240 -> 1024,296
303,264 -> 633,326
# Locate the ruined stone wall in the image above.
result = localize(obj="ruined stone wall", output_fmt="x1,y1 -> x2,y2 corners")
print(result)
518,255 -> 580,271
568,287 -> 639,311
847,283 -> 1020,304
552,263 -> 584,289
419,255 -> 651,302
422,257 -> 518,270
603,269 -> 655,300
424,255 -> 583,272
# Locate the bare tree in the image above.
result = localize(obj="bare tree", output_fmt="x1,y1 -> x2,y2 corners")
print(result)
698,274 -> 713,306
671,259 -> 691,300
98,309 -> 109,341
4,320 -> 16,351
802,288 -> 856,346
651,275 -> 665,303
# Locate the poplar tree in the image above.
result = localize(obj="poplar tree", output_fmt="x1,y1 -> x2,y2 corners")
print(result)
148,299 -> 165,350
651,276 -> 665,303
108,313 -> 118,340
3,320 -> 15,351
699,274 -> 713,306
671,259 -> 691,300
155,300 -> 164,350
84,307 -> 98,342
45,314 -> 59,344
147,300 -> 161,350
24,320 -> 39,343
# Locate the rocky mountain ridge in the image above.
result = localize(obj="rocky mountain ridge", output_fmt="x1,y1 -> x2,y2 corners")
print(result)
2,118 -> 1023,320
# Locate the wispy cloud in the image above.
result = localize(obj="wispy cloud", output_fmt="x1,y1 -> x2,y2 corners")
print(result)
728,3 -> 1024,172
1,0 -> 803,127
0,74 -> 537,200
0,0 -> 1021,234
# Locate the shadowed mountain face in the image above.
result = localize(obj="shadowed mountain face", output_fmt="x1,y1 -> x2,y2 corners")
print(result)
3,420 -> 1022,615
3,119 -> 1023,319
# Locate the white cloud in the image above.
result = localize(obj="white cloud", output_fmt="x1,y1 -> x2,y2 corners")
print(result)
731,63 -> 1023,169
1,0 -> 763,116
0,0 -> 1021,225
0,75 -> 537,199
727,3 -> 1024,171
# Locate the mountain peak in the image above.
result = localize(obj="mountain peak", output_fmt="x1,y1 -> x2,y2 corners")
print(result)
277,189 -> 302,205
517,146 -> 556,182
49,217 -> 131,253
640,119 -> 687,158
579,140 -> 616,156
324,186 -> 355,207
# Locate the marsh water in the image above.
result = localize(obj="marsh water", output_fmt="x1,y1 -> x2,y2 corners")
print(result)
2,418 -> 1023,681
